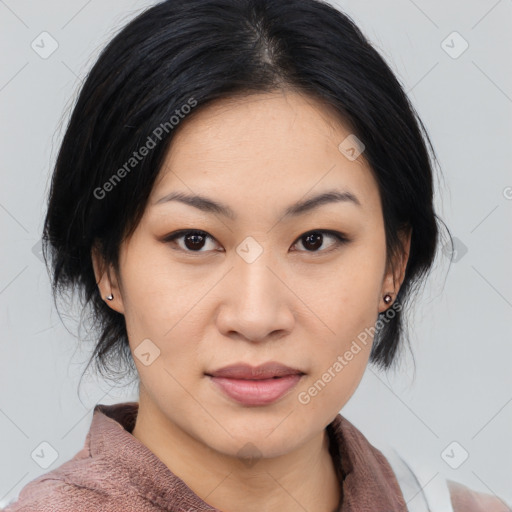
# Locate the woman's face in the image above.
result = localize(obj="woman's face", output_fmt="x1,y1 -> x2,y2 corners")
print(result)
94,90 -> 409,459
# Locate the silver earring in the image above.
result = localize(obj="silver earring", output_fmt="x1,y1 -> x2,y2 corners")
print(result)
106,293 -> 114,301
383,294 -> 392,304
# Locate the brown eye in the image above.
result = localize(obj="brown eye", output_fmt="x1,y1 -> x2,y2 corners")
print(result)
183,232 -> 207,250
302,232 -> 323,251
163,229 -> 349,255
164,230 -> 218,252
293,230 -> 349,253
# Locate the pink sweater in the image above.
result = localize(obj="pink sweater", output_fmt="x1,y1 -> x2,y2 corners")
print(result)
3,402 -> 509,511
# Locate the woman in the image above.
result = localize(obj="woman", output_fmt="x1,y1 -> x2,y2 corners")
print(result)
3,0 -> 509,510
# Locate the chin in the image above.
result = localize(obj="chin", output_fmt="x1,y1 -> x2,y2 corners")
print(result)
201,415 -> 311,459
214,434 -> 297,462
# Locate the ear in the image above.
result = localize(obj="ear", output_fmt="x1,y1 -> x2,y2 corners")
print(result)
378,227 -> 412,313
91,243 -> 125,314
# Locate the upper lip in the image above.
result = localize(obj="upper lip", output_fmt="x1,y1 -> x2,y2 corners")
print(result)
206,362 -> 304,380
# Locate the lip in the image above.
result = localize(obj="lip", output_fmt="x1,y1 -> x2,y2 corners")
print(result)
206,362 -> 305,406
207,362 -> 304,380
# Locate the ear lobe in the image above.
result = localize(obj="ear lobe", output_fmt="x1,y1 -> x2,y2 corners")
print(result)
379,227 -> 412,312
90,244 -> 125,314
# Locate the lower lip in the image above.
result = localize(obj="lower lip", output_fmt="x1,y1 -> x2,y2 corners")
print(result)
208,374 -> 303,406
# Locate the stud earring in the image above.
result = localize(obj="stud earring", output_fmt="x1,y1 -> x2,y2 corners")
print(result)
383,294 -> 392,304
106,293 -> 114,301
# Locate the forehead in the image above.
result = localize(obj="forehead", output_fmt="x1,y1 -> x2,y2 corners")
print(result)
150,90 -> 381,221
166,90 -> 354,162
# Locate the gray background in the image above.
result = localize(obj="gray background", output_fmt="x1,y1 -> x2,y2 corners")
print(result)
1,0 -> 511,507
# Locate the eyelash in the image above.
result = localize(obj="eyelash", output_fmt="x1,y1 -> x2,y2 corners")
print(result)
162,229 -> 350,255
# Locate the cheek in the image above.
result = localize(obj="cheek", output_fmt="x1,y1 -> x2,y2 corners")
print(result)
297,324 -> 373,415
311,247 -> 384,331
118,241 -> 193,327
119,258 -> 208,375
302,361 -> 370,410
295,249 -> 382,408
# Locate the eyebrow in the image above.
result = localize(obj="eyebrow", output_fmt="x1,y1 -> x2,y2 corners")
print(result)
153,189 -> 361,220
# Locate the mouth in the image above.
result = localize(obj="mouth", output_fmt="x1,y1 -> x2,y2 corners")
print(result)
205,361 -> 305,406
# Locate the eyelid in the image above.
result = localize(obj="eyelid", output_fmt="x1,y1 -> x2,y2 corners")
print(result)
163,230 -> 220,254
162,229 -> 350,254
291,229 -> 350,252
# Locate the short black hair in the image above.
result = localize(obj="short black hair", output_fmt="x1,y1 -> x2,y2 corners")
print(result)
42,0 -> 450,386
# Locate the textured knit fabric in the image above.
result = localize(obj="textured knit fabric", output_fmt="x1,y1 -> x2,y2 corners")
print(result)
2,402 -> 508,511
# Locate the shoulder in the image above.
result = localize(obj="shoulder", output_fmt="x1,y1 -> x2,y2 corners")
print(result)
2,474 -> 106,512
1,473 -> 157,512
380,446 -> 511,512
2,403 -> 157,512
2,443 -> 97,511
448,479 -> 512,512
1,452 -> 156,512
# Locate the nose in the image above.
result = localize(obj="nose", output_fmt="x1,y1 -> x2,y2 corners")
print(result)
215,249 -> 296,343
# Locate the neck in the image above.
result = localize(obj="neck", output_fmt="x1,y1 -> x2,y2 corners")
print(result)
131,395 -> 342,512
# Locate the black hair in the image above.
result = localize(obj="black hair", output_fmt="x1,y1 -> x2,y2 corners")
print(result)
42,0 -> 450,387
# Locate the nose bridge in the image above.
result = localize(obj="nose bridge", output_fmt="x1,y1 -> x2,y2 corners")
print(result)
215,234 -> 294,341
234,235 -> 280,304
